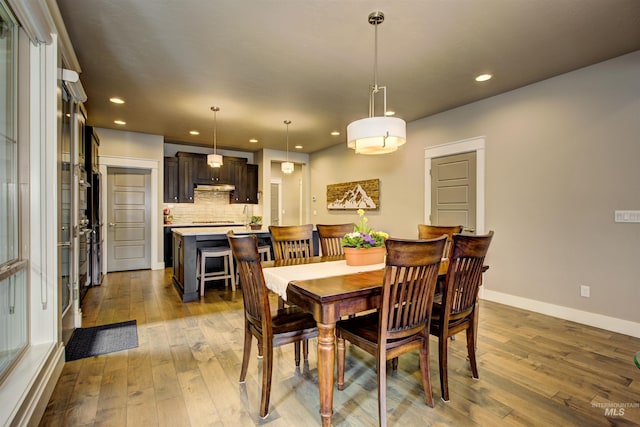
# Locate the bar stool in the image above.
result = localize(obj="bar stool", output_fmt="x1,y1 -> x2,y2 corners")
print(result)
258,245 -> 272,262
197,246 -> 236,295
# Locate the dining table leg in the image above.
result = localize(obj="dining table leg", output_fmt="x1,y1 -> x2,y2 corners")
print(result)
317,322 -> 335,427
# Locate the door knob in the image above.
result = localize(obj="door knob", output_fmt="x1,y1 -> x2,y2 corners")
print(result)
108,222 -> 116,227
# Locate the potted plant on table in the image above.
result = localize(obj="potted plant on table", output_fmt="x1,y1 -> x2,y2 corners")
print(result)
341,209 -> 389,266
249,216 -> 263,230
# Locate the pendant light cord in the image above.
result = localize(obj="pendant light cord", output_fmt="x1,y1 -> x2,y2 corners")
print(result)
284,120 -> 291,161
373,19 -> 379,93
211,106 -> 220,155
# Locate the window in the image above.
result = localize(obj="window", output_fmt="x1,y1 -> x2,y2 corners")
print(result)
0,1 -> 27,380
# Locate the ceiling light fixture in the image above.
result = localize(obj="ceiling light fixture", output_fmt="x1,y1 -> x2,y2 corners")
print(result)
331,131 -> 340,136
281,120 -> 294,174
189,130 -> 200,135
109,97 -> 125,104
475,73 -> 492,82
114,120 -> 126,125
347,11 -> 406,155
207,106 -> 223,168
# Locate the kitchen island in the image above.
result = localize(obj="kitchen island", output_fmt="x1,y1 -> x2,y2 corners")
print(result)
172,227 -> 272,302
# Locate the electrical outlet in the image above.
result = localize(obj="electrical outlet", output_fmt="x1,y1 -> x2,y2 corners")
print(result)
580,285 -> 590,298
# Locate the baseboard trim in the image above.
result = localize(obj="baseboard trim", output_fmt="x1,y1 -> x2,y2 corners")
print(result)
481,289 -> 640,339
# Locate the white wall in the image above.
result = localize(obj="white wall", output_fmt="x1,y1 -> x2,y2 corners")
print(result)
310,51 -> 640,333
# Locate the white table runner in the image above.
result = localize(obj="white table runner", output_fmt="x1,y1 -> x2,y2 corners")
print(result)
263,260 -> 385,300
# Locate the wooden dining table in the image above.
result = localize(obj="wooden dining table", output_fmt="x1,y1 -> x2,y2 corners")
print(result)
262,255 -> 453,427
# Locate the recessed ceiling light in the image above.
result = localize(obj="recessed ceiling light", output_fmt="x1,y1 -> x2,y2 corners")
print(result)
475,74 -> 492,82
110,97 -> 125,104
249,138 -> 258,143
189,130 -> 200,135
331,131 -> 340,136
114,120 -> 126,125
384,111 -> 396,116
295,145 -> 303,149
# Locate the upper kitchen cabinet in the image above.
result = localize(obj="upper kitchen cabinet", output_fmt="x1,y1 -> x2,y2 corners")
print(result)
194,154 -> 233,184
164,157 -> 179,203
231,163 -> 258,204
165,151 -> 258,204
177,152 -> 194,203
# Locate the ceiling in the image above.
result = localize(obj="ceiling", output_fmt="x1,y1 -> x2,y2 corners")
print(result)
56,0 -> 640,154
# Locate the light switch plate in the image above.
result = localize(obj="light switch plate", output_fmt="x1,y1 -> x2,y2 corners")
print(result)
614,210 -> 640,223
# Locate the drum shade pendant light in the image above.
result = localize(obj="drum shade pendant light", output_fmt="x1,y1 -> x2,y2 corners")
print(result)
207,106 -> 223,168
347,11 -> 406,155
281,120 -> 294,174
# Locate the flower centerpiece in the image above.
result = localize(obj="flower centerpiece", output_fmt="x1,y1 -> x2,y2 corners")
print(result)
341,209 -> 389,266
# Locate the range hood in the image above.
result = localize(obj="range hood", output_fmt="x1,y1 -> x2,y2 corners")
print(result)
194,183 -> 235,192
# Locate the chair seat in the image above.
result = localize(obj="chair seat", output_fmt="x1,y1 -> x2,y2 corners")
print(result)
271,306 -> 317,335
337,312 -> 379,344
338,312 -> 426,354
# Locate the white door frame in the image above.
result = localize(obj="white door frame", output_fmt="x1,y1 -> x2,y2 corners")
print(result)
99,156 -> 162,271
424,136 -> 486,235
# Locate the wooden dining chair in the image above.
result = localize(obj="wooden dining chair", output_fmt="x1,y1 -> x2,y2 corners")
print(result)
417,224 -> 463,259
316,223 -> 354,256
227,232 -> 318,419
336,236 -> 448,426
429,230 -> 493,402
268,224 -> 314,260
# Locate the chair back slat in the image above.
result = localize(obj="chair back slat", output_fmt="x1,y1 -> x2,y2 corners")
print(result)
227,233 -> 271,335
442,231 -> 494,319
418,224 -> 463,259
269,224 -> 314,260
316,223 -> 354,256
380,236 -> 447,341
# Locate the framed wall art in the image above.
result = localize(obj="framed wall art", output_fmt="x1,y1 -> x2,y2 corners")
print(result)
327,179 -> 379,210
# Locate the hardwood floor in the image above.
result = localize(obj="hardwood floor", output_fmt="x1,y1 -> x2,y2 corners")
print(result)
40,269 -> 640,426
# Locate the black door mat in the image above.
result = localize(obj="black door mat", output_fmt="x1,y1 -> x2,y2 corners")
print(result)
65,320 -> 138,361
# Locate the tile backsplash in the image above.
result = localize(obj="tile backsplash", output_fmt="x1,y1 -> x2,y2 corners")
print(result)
164,191 -> 260,224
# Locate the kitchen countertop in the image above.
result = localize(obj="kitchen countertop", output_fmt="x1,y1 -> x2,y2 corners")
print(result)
164,222 -> 244,228
171,226 -> 267,236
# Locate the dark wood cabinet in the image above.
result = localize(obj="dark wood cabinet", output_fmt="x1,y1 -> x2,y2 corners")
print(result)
230,162 -> 258,204
164,151 -> 259,204
164,157 -> 179,203
177,153 -> 194,203
193,154 -> 233,184
245,163 -> 259,204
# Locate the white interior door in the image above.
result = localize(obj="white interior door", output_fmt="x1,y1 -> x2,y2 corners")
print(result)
424,137 -> 486,236
431,151 -> 477,232
107,168 -> 151,272
270,181 -> 281,225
